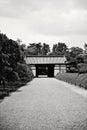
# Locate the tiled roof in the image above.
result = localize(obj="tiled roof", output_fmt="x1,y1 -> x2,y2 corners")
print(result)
25,56 -> 66,64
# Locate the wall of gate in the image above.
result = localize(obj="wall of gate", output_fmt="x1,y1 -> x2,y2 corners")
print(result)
31,65 -> 36,77
25,56 -> 67,77
54,65 -> 66,76
31,64 -> 66,77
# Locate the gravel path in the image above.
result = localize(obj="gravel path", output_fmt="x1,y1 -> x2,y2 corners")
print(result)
0,78 -> 87,130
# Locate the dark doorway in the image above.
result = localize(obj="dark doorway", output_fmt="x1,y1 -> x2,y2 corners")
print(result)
48,65 -> 54,77
36,64 -> 54,77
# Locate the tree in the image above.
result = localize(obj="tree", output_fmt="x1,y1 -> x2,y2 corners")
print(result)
0,33 -> 10,77
52,42 -> 68,55
36,42 -> 42,55
27,43 -> 42,55
66,47 -> 83,73
0,32 -> 33,82
19,44 -> 27,63
69,47 -> 83,59
52,44 -> 57,55
16,38 -> 22,45
84,43 -> 87,54
77,63 -> 87,74
42,43 -> 50,55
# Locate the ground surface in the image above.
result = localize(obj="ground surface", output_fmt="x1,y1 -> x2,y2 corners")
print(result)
0,78 -> 87,130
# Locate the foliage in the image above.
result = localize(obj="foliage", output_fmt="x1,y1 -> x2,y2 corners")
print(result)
84,43 -> 87,54
66,55 -> 84,73
56,73 -> 87,89
27,42 -> 50,55
15,63 -> 33,81
77,63 -> 87,74
83,54 -> 87,63
52,42 -> 68,55
76,55 -> 84,64
68,47 -> 83,60
65,47 -> 84,73
42,43 -> 50,55
0,33 -> 33,83
27,43 -> 42,55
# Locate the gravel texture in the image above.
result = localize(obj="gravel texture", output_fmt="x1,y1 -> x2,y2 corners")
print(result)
0,78 -> 87,130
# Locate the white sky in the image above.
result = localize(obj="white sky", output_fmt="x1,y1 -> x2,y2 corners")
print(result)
0,0 -> 87,48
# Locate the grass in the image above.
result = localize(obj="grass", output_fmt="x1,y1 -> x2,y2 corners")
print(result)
56,73 -> 87,89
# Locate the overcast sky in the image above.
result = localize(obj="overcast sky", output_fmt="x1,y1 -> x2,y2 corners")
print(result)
0,0 -> 87,48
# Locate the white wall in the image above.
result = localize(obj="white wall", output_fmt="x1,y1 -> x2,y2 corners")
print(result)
31,66 -> 36,77
32,70 -> 36,77
54,65 -> 66,76
54,70 -> 59,76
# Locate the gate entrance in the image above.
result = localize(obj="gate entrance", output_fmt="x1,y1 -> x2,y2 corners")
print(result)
48,65 -> 54,77
36,65 -> 54,77
25,56 -> 67,77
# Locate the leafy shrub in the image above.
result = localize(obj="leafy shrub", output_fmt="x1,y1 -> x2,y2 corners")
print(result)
77,63 -> 87,74
15,63 -> 34,81
0,33 -> 34,83
56,73 -> 87,89
4,67 -> 20,82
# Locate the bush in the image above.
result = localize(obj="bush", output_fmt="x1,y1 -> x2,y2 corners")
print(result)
56,73 -> 87,89
0,33 -> 34,84
15,63 -> 34,82
77,63 -> 87,74
4,67 -> 20,82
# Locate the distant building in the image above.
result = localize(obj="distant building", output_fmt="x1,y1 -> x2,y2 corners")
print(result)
25,55 -> 67,77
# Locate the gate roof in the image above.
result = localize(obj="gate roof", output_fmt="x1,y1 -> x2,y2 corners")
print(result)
25,56 -> 66,65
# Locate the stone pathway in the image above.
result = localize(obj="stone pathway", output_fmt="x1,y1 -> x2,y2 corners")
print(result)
0,78 -> 87,130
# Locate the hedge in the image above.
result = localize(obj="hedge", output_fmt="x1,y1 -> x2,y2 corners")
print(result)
56,73 -> 87,89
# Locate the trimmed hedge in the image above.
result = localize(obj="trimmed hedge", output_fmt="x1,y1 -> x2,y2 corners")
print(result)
56,73 -> 87,89
77,63 -> 87,74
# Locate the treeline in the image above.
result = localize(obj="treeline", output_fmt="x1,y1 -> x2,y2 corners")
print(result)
0,32 -> 87,79
26,42 -> 87,73
27,43 -> 50,55
26,42 -> 68,56
0,33 -> 33,84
